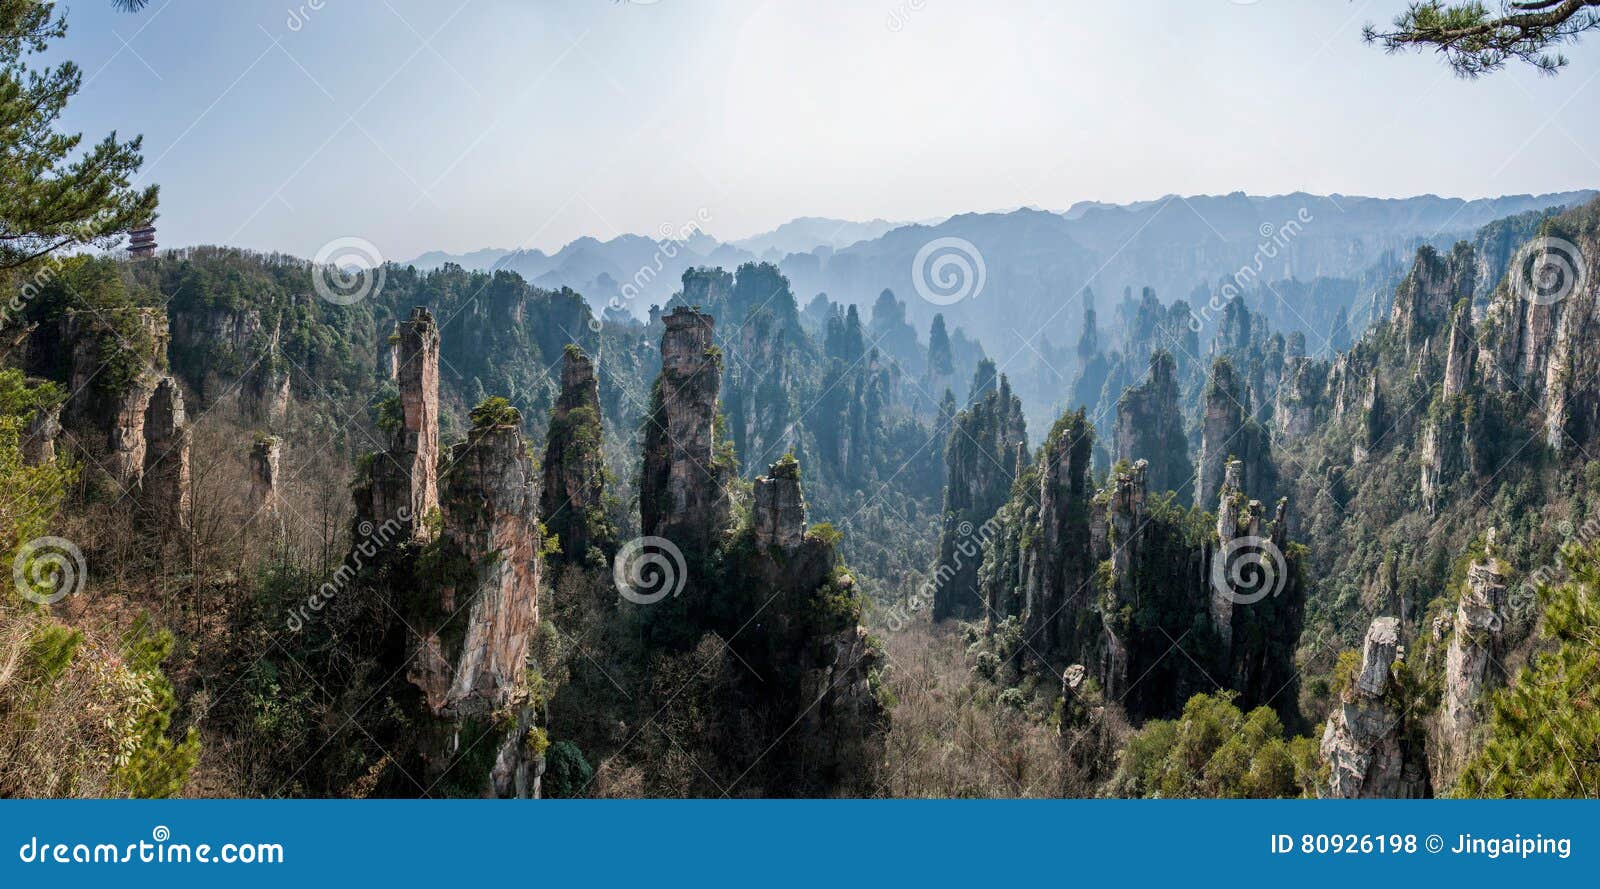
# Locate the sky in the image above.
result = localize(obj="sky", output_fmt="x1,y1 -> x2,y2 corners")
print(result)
46,0 -> 1600,262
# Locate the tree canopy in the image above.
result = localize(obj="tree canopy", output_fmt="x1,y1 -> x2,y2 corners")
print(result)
0,0 -> 158,271
1366,1 -> 1600,76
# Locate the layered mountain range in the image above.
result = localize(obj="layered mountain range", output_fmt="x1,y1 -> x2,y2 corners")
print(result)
411,191 -> 1592,428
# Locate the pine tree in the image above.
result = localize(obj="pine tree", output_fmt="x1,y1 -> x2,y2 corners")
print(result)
0,1 -> 159,272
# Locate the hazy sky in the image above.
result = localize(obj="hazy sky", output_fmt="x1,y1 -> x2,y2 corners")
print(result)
50,0 -> 1600,261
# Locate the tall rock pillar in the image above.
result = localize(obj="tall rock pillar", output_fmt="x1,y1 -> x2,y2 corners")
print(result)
641,307 -> 728,553
1320,617 -> 1431,798
541,345 -> 610,567
139,377 -> 191,534
410,408 -> 545,798
355,307 -> 441,538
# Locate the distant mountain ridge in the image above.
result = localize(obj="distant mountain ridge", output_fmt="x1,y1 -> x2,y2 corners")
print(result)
730,216 -> 909,260
400,191 -> 1595,355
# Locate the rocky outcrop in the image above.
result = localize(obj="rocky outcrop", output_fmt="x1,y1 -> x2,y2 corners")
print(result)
974,395 -> 1303,724
138,377 -> 191,533
395,307 -> 440,533
249,435 -> 282,518
1434,545 -> 1506,784
796,615 -> 881,772
1320,617 -> 1430,798
1475,211 -> 1600,451
242,348 -> 291,426
1197,357 -> 1272,507
20,396 -> 61,465
355,308 -> 440,538
1442,300 -> 1475,400
541,345 -> 611,567
1097,458 -> 1149,698
1390,243 -> 1475,352
1273,354 -> 1322,442
61,308 -> 169,487
1026,411 -> 1094,658
1354,375 -> 1387,464
413,418 -> 542,717
753,454 -> 807,553
409,410 -> 544,798
1208,460 -> 1257,652
641,307 -> 729,553
719,456 -> 885,794
933,363 -> 1027,622
1418,421 -> 1446,513
723,296 -> 795,476
1112,351 -> 1189,500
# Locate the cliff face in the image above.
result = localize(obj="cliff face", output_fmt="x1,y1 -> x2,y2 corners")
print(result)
541,345 -> 611,567
1273,353 -> 1324,443
1207,460 -> 1253,653
1390,243 -> 1475,353
1320,617 -> 1431,798
412,420 -> 542,717
1112,351 -> 1189,500
1442,300 -> 1476,401
20,396 -> 61,466
242,345 -> 291,426
753,455 -> 807,552
723,301 -> 794,475
60,308 -> 170,487
1477,208 -> 1600,450
640,307 -> 729,553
